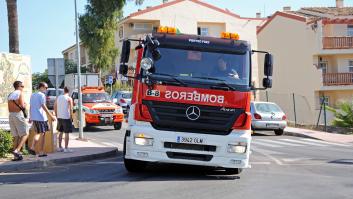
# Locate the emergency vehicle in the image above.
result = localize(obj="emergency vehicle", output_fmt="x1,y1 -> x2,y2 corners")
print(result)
119,27 -> 273,174
72,86 -> 124,130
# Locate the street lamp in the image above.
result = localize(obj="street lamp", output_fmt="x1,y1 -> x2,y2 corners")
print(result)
74,0 -> 84,139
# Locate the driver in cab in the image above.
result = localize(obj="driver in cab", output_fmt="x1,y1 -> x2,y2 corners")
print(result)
212,58 -> 239,79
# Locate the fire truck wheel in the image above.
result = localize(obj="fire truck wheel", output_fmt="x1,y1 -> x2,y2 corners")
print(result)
123,133 -> 147,172
114,122 -> 122,130
274,129 -> 284,136
224,168 -> 242,175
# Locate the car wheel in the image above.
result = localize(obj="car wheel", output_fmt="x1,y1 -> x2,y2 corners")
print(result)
274,129 -> 284,136
114,122 -> 122,130
224,168 -> 242,175
123,133 -> 147,172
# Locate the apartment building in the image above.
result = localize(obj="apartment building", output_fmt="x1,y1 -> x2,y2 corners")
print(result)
62,43 -> 91,68
257,0 -> 353,124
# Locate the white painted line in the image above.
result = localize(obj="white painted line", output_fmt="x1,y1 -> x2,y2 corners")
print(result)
281,157 -> 313,162
259,139 -> 304,147
300,138 -> 351,147
252,149 -> 283,165
250,161 -> 271,165
280,138 -> 326,147
101,142 -> 119,147
252,140 -> 281,148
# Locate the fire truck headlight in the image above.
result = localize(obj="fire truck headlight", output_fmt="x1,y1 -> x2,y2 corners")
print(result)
141,58 -> 153,70
134,133 -> 154,146
227,142 -> 247,154
114,107 -> 123,114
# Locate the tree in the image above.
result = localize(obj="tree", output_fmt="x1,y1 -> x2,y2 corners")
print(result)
328,101 -> 353,128
6,0 -> 19,53
32,70 -> 52,91
65,60 -> 87,74
79,0 -> 143,73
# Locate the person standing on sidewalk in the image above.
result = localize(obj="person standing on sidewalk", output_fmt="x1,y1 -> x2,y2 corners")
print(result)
28,82 -> 56,157
54,87 -> 74,153
7,81 -> 29,161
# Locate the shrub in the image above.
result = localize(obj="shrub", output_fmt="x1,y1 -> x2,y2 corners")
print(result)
327,101 -> 353,128
0,130 -> 13,158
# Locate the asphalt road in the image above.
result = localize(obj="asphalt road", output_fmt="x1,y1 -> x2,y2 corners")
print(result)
1,125 -> 353,199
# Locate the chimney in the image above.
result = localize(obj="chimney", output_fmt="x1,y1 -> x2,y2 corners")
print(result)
283,6 -> 291,11
256,12 -> 261,18
336,0 -> 344,8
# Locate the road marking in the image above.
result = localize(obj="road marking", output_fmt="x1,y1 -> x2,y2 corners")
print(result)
300,138 -> 351,147
252,149 -> 283,165
259,139 -> 304,147
281,157 -> 313,162
250,161 -> 271,165
279,138 -> 326,146
252,141 -> 281,148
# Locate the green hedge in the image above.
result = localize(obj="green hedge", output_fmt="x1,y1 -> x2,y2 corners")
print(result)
0,130 -> 13,158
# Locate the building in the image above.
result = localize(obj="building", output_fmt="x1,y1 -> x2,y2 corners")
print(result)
63,0 -> 266,85
62,43 -> 91,68
257,0 -> 353,125
116,0 -> 266,84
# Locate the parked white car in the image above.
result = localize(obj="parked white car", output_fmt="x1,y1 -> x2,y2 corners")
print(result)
250,101 -> 287,136
112,91 -> 132,114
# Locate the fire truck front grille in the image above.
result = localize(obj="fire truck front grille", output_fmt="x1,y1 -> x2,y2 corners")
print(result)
166,152 -> 213,162
143,100 -> 244,135
164,142 -> 217,152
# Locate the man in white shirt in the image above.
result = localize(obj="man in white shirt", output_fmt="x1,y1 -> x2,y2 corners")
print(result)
54,87 -> 74,153
28,82 -> 56,157
7,81 -> 28,161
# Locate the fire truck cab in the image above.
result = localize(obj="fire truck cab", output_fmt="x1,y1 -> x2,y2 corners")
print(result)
72,86 -> 124,130
119,27 -> 273,174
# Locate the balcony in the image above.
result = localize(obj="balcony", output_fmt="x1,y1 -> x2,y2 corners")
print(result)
323,73 -> 353,86
323,36 -> 353,49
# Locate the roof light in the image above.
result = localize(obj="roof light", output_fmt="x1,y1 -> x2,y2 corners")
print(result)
157,26 -> 177,34
221,32 -> 240,40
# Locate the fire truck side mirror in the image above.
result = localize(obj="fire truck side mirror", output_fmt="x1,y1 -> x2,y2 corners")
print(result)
263,77 -> 272,88
119,64 -> 128,76
264,53 -> 273,77
121,40 -> 131,64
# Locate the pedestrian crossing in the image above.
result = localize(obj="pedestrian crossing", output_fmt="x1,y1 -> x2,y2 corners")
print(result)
252,138 -> 351,148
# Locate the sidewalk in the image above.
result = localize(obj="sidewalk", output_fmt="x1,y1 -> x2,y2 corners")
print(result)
0,136 -> 120,173
284,127 -> 353,144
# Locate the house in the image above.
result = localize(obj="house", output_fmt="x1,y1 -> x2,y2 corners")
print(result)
117,0 -> 265,83
257,0 -> 353,125
63,0 -> 266,85
62,42 -> 91,69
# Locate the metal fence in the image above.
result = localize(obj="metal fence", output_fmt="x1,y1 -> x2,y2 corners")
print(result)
256,91 -> 334,128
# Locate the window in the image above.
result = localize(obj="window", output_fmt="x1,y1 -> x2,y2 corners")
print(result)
319,61 -> 328,74
197,27 -> 209,36
133,23 -> 153,31
319,96 -> 329,106
348,25 -> 353,36
349,60 -> 353,72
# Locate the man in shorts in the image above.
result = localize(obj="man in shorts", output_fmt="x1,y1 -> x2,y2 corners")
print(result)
7,81 -> 29,161
54,87 -> 74,153
28,82 -> 56,157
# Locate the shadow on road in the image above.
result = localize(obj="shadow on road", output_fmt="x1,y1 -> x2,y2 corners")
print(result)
0,158 -> 241,184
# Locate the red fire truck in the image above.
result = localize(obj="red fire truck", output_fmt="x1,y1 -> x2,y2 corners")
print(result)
119,27 -> 273,174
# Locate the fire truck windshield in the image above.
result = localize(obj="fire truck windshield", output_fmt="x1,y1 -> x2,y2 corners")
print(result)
146,47 -> 250,88
82,93 -> 111,103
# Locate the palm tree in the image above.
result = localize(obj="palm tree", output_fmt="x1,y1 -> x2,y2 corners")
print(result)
6,0 -> 19,54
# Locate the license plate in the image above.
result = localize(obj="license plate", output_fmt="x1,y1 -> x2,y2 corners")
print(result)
104,117 -> 111,123
266,123 -> 279,127
101,114 -> 113,118
177,136 -> 204,144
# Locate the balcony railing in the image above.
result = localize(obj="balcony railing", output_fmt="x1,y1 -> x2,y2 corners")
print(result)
323,36 -> 353,49
323,73 -> 353,86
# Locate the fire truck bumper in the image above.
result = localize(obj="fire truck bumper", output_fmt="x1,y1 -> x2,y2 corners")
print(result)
125,123 -> 251,169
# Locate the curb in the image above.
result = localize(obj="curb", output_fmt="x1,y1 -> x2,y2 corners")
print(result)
0,149 -> 121,173
284,131 -> 320,140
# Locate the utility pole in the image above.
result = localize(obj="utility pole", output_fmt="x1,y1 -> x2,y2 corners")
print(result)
75,0 -> 84,139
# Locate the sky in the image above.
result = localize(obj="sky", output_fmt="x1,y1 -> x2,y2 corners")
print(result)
1,0 -> 352,73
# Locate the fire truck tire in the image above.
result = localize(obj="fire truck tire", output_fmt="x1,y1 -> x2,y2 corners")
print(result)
114,122 -> 122,130
274,129 -> 284,136
224,168 -> 242,175
123,134 -> 147,172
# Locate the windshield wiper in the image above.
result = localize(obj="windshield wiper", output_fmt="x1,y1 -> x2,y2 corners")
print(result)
149,73 -> 188,87
192,76 -> 237,91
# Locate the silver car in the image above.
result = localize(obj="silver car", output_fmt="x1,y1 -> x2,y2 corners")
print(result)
45,88 -> 64,110
250,101 -> 287,136
112,91 -> 132,114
